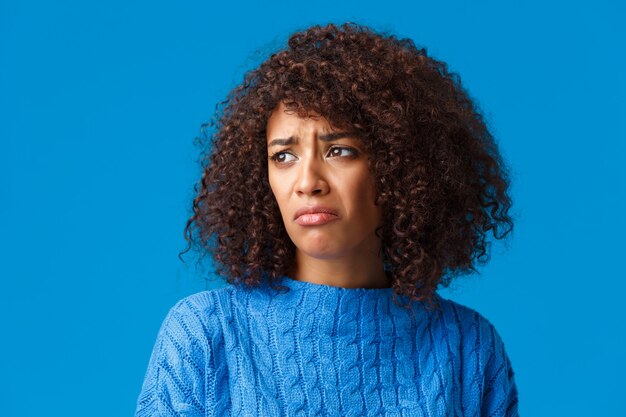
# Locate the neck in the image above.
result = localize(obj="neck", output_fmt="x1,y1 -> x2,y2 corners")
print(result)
292,243 -> 389,289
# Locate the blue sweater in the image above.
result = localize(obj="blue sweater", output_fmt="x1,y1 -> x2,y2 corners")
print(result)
135,276 -> 519,416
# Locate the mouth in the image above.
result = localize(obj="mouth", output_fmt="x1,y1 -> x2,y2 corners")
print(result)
294,212 -> 339,226
293,206 -> 339,226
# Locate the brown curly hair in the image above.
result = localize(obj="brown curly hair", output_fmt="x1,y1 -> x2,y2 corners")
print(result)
182,22 -> 514,307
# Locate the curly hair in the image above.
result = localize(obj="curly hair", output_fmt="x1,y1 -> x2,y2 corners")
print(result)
182,22 -> 514,308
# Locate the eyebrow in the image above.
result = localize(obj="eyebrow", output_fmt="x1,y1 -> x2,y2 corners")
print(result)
267,132 -> 356,148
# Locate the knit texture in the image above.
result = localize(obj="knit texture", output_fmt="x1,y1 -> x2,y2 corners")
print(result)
135,276 -> 519,416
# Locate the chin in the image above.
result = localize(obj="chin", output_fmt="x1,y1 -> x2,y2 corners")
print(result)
288,225 -> 352,257
296,240 -> 343,260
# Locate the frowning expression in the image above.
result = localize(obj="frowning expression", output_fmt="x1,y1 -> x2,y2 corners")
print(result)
266,102 -> 382,260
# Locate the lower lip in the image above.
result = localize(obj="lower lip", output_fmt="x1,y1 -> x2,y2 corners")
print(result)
295,213 -> 339,226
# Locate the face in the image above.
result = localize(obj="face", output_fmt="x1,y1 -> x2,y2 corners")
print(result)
266,102 -> 382,261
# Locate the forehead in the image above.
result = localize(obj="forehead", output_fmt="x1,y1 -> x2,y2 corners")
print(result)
266,102 -> 336,140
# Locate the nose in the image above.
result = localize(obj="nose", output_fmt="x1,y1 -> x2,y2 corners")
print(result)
295,155 -> 330,197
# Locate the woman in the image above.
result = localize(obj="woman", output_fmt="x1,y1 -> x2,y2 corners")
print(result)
135,22 -> 519,416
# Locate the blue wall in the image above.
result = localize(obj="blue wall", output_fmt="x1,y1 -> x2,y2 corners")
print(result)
1,0 -> 624,415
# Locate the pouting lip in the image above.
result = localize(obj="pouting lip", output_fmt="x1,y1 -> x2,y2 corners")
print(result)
293,206 -> 339,220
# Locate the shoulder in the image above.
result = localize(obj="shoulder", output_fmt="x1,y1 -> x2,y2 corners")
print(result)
140,285 -> 237,362
160,285 -> 235,338
433,293 -> 507,349
430,294 -> 514,375
169,285 -> 234,315
160,281 -> 277,342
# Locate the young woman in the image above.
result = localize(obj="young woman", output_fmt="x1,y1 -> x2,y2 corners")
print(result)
135,22 -> 519,416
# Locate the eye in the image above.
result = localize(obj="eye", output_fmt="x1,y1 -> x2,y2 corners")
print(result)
327,146 -> 358,158
269,151 -> 297,164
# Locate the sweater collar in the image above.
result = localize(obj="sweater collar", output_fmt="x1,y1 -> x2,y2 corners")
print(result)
277,275 -> 395,294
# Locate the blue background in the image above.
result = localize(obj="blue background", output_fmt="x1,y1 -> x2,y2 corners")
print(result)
1,0 -> 624,415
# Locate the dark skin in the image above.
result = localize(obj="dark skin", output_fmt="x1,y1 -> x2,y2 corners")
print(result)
266,101 -> 390,289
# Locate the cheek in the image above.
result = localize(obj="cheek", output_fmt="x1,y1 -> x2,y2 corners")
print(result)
361,175 -> 382,221
355,170 -> 377,202
345,171 -> 380,217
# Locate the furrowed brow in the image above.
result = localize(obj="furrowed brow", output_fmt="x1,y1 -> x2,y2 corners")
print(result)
268,136 -> 296,148
318,132 -> 356,141
268,132 -> 356,148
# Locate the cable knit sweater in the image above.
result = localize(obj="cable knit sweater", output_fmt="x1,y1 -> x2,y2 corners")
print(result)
134,276 -> 519,416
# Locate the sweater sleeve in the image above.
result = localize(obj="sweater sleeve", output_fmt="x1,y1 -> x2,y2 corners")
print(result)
480,318 -> 519,417
134,296 -> 214,417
